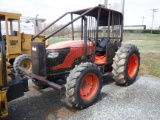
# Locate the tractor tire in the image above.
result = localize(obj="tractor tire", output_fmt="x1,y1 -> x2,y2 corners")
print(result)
65,62 -> 102,109
112,44 -> 140,86
13,54 -> 32,73
32,79 -> 48,89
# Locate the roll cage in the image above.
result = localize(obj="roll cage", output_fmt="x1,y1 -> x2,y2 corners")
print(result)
32,5 -> 123,62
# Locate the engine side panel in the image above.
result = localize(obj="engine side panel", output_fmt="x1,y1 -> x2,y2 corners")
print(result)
31,42 -> 46,76
46,40 -> 94,75
50,47 -> 84,70
47,46 -> 93,75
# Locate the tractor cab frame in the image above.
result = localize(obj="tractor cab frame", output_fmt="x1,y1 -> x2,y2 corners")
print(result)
31,5 -> 123,74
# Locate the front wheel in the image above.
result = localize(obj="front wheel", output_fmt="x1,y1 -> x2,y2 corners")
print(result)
112,44 -> 140,86
13,54 -> 32,73
65,62 -> 102,109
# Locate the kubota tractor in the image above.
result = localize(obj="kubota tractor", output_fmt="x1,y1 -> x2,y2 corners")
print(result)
19,5 -> 140,109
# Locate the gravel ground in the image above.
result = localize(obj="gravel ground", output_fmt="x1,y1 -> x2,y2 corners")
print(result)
3,75 -> 160,120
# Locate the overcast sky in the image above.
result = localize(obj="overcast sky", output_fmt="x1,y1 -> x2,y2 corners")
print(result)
0,0 -> 160,29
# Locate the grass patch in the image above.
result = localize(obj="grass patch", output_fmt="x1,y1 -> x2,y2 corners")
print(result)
49,37 -> 69,44
124,40 -> 160,53
139,53 -> 160,78
124,33 -> 160,41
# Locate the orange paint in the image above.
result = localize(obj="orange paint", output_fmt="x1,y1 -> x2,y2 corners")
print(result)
94,55 -> 106,65
80,73 -> 99,101
47,40 -> 94,70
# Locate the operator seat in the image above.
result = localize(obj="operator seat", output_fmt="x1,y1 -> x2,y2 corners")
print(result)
96,37 -> 108,56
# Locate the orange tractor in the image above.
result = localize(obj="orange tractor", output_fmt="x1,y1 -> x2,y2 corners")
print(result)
19,5 -> 140,109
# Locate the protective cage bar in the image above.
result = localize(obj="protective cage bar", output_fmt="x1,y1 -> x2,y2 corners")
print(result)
32,5 -> 123,42
0,29 -> 8,89
31,5 -> 123,64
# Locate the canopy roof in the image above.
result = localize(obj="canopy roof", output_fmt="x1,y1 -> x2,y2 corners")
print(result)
70,5 -> 123,26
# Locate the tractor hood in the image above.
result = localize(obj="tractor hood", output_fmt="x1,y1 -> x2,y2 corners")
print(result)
46,40 -> 93,50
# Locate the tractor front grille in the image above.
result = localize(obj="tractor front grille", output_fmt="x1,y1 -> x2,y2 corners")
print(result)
46,48 -> 70,75
46,48 -> 70,67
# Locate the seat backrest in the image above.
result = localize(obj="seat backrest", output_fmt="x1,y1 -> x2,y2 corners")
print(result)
98,37 -> 108,49
96,37 -> 108,55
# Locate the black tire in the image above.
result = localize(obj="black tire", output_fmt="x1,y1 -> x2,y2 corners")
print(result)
65,62 -> 102,109
112,44 -> 140,86
32,79 -> 48,89
13,54 -> 32,73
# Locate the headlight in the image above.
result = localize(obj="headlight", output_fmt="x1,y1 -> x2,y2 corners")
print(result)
47,52 -> 59,58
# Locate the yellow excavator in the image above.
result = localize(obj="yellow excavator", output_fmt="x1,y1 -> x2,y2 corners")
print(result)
0,11 -> 48,118
0,11 -> 47,73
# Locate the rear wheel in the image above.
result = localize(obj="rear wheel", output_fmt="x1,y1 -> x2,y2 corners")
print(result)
13,54 -> 32,73
112,44 -> 140,86
65,62 -> 102,109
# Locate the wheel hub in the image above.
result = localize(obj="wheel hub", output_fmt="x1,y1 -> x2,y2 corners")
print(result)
20,60 -> 32,70
128,54 -> 139,77
80,73 -> 99,101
